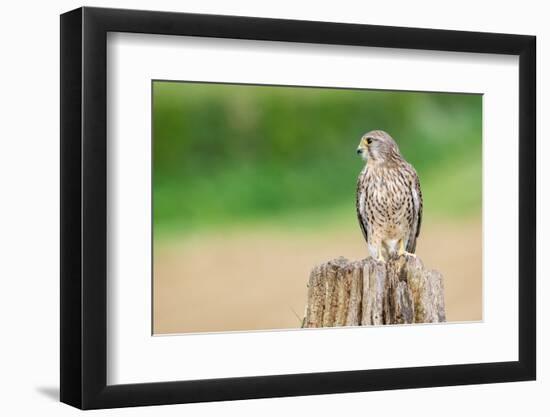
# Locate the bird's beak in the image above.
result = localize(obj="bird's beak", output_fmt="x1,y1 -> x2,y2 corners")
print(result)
357,145 -> 368,160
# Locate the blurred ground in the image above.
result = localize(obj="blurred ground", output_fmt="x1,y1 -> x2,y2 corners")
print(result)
153,219 -> 481,334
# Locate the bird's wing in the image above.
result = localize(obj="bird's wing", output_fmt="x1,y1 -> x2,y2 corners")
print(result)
356,175 -> 369,244
406,172 -> 423,253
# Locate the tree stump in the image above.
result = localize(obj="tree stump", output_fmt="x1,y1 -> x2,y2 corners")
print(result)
303,255 -> 445,327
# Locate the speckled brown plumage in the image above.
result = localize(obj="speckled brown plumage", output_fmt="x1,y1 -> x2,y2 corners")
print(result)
356,130 -> 423,261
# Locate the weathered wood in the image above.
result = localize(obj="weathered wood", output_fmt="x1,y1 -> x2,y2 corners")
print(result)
346,263 -> 363,326
304,255 -> 445,327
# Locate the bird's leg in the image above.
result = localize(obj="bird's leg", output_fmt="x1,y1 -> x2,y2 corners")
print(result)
397,239 -> 405,256
376,246 -> 385,263
398,239 -> 416,258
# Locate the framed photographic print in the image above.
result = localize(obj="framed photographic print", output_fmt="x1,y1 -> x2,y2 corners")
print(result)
60,6 -> 536,409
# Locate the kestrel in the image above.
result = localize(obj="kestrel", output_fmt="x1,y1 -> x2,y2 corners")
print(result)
356,130 -> 423,262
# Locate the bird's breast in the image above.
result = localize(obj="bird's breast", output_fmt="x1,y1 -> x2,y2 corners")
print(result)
364,168 -> 410,219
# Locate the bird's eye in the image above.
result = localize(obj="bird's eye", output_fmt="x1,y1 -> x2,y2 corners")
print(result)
366,138 -> 373,145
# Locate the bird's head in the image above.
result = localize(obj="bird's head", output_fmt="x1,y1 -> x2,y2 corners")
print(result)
356,130 -> 401,163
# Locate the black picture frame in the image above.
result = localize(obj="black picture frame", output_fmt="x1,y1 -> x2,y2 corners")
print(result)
60,6 -> 536,410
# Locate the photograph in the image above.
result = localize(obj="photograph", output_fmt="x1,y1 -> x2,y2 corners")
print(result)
54,3 -> 537,412
152,80 -> 482,334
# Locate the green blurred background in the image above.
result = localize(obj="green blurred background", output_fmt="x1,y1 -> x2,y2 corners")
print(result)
153,81 -> 482,236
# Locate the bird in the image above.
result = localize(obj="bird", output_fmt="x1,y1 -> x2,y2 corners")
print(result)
355,130 -> 423,262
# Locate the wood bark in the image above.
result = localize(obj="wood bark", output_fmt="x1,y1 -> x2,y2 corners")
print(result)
303,255 -> 445,327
